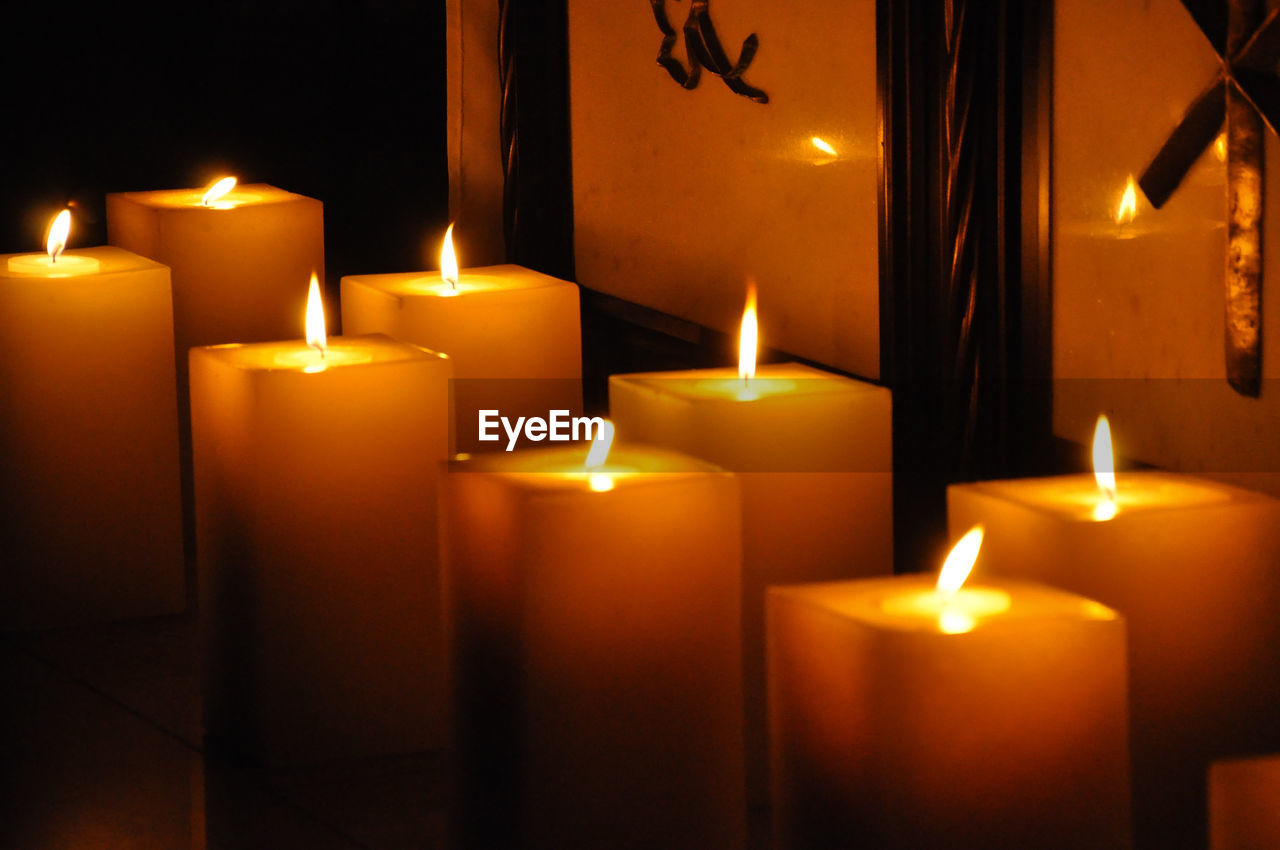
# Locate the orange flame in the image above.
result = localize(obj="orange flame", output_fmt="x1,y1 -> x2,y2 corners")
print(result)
305,273 -> 326,357
937,525 -> 984,597
738,284 -> 758,381
441,223 -> 459,290
201,176 -> 237,207
1092,415 -> 1117,519
46,209 -> 71,263
1115,177 -> 1137,225
810,136 -> 837,156
584,418 -> 616,492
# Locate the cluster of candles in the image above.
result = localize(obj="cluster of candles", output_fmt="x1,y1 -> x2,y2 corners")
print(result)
3,177 -> 1279,849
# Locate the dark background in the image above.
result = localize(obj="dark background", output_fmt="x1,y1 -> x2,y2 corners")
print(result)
0,2 -> 449,294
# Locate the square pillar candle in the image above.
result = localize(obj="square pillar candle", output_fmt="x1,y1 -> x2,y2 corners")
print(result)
768,529 -> 1131,849
609,357 -> 891,803
107,180 -> 324,355
948,445 -> 1280,850
108,179 -> 325,574
0,239 -> 182,629
190,330 -> 451,764
1210,754 -> 1280,850
341,227 -> 581,454
442,436 -> 745,849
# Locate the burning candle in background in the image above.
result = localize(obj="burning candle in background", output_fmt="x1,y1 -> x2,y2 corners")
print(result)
0,210 -> 183,628
442,424 -> 746,848
190,279 -> 451,764
341,223 -> 582,453
767,527 -> 1130,849
609,284 -> 892,804
948,417 -> 1280,850
107,177 -> 325,594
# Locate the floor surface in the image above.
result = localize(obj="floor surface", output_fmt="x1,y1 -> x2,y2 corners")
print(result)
1,616 -> 769,849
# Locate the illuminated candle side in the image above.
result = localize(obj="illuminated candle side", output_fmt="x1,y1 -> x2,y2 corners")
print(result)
107,181 -> 325,590
341,225 -> 582,454
609,288 -> 892,804
767,531 -> 1130,849
0,246 -> 182,628
949,436 -> 1280,848
191,331 -> 451,764
442,443 -> 746,848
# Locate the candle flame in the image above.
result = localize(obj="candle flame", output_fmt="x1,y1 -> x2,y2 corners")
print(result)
201,176 -> 237,207
305,273 -> 326,357
810,136 -> 837,156
441,223 -> 459,290
46,209 -> 71,263
738,284 -> 758,381
936,525 -> 984,596
1115,177 -> 1137,225
584,419 -> 615,469
1214,133 -> 1227,162
1092,414 -> 1117,519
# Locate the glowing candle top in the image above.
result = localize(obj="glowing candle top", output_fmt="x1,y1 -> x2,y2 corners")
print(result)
7,209 -> 101,276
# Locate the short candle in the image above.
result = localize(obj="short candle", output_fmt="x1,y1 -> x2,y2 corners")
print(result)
768,527 -> 1131,849
948,416 -> 1280,850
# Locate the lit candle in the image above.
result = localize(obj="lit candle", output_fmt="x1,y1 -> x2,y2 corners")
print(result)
948,417 -> 1280,849
768,527 -> 1131,849
7,209 -> 101,275
0,211 -> 182,628
1210,754 -> 1280,850
107,177 -> 325,568
190,279 -> 452,764
442,426 -> 746,848
609,285 -> 892,802
341,224 -> 582,453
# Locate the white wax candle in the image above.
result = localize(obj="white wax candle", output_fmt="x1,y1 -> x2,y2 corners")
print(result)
949,471 -> 1280,849
609,361 -> 892,802
0,246 -> 182,628
769,572 -> 1130,849
443,443 -> 746,848
191,333 -> 452,764
342,254 -> 581,453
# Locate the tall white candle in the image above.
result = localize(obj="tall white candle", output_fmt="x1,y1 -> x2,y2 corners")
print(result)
1,225 -> 182,629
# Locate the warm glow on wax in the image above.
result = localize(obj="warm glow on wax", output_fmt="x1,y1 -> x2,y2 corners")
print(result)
1092,414 -> 1117,520
937,524 -> 984,597
1115,177 -> 1137,225
441,223 -> 459,290
738,285 -> 758,382
881,524 -> 1006,634
201,177 -> 237,207
6,209 -> 100,275
46,209 -> 71,262
305,274 -> 326,358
